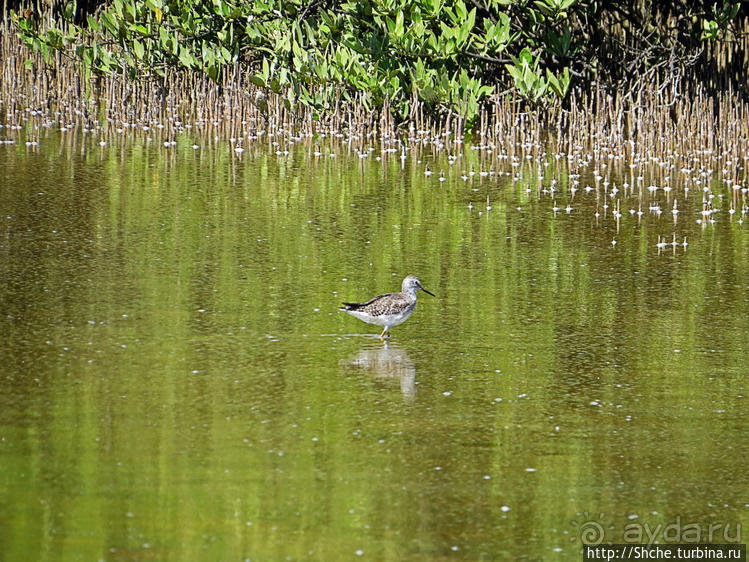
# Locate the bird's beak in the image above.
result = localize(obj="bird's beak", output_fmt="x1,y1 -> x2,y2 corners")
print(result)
421,286 -> 435,297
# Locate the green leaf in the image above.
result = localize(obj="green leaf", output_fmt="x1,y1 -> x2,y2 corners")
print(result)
112,0 -> 124,19
86,15 -> 101,32
395,10 -> 404,36
133,39 -> 145,60
125,0 -> 136,21
178,46 -> 195,68
701,19 -> 719,40
454,0 -> 467,20
458,7 -> 476,45
249,75 -> 266,88
385,16 -> 395,35
546,68 -> 561,95
505,63 -> 523,82
100,12 -> 118,36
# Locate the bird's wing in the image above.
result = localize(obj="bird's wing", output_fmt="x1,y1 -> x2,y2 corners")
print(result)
341,292 -> 409,317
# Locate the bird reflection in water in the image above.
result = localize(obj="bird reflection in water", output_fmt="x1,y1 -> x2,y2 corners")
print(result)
342,341 -> 416,399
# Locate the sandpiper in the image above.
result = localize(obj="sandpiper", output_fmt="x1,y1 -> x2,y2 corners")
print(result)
340,275 -> 435,338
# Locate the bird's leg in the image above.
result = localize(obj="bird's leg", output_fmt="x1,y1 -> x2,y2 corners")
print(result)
379,327 -> 389,339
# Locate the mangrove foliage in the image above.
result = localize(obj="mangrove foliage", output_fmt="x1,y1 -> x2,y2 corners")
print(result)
12,0 -> 747,130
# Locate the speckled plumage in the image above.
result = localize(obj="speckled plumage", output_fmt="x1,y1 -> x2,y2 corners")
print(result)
340,275 -> 434,338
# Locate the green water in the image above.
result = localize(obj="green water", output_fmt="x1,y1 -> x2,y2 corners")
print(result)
1,131 -> 747,561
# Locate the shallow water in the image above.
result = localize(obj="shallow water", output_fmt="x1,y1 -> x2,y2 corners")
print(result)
1,130 -> 748,560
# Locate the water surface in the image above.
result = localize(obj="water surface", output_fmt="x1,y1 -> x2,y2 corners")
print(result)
1,130 -> 747,560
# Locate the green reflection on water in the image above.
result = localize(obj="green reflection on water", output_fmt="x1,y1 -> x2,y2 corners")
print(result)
0,133 -> 747,561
